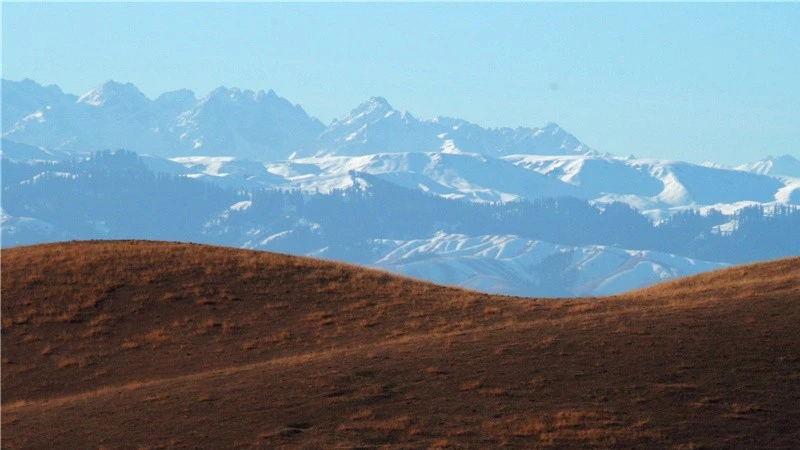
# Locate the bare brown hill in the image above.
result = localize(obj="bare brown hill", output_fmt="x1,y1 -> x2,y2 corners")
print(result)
2,240 -> 799,449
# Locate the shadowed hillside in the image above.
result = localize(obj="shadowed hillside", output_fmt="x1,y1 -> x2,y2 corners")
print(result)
2,241 -> 799,449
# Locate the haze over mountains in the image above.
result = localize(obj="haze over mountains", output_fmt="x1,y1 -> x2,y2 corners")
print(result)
2,78 -> 799,296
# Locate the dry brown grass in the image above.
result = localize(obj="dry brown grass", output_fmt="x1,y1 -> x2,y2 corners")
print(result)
1,240 -> 799,449
338,414 -> 411,432
120,341 -> 140,350
458,378 -> 485,391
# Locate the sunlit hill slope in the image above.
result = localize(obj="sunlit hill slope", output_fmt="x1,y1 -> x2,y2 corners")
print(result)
2,241 -> 799,448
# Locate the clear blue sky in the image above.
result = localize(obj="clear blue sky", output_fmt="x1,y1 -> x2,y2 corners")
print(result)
3,2 -> 799,165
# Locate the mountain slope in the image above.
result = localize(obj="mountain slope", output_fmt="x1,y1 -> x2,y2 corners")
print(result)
2,241 -> 799,449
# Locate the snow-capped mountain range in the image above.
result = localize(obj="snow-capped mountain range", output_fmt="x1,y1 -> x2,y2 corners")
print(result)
140,152 -> 797,219
2,78 -> 798,296
5,79 -> 797,217
2,79 -> 588,160
2,79 -> 325,161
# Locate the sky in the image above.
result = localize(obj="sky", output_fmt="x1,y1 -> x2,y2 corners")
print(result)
2,2 -> 799,165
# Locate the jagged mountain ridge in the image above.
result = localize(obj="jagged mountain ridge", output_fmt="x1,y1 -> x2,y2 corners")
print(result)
2,78 -> 589,160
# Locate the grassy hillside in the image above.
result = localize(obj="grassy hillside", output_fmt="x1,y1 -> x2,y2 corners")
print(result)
2,241 -> 799,449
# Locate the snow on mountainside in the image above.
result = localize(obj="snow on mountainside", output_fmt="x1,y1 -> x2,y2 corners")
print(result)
267,152 -> 581,202
76,80 -> 150,109
505,154 -> 797,216
312,97 -> 442,157
306,232 -> 727,297
159,151 -> 798,214
311,96 -> 590,158
737,154 -> 800,178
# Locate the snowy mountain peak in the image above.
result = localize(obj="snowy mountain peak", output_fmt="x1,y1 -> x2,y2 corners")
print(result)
310,96 -> 436,157
350,97 -> 394,111
367,96 -> 392,109
325,97 -> 401,131
541,122 -> 563,133
77,80 -> 148,107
